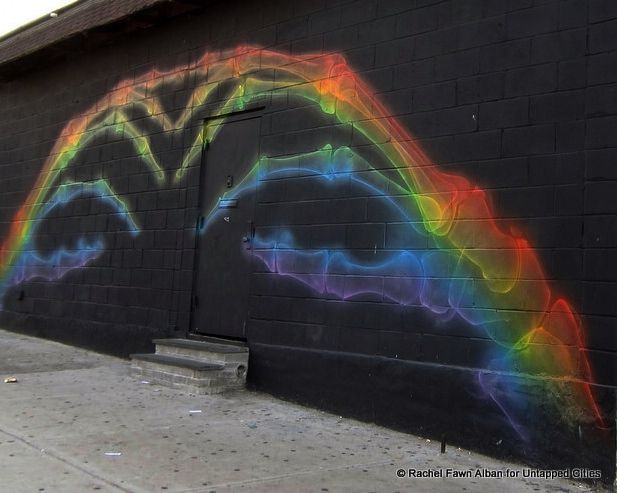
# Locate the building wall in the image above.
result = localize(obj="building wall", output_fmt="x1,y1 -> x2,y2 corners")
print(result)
0,0 -> 615,480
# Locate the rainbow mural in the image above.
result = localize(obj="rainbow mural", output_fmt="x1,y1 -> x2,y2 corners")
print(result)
0,46 -> 605,436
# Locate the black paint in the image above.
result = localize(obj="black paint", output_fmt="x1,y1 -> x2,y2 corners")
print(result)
0,0 -> 615,483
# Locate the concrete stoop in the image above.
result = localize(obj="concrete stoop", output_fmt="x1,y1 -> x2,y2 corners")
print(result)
130,338 -> 249,394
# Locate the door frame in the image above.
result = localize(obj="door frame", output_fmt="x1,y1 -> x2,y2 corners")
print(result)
188,106 -> 265,340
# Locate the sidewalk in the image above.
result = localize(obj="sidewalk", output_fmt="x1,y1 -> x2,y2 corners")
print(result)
0,329 -> 601,493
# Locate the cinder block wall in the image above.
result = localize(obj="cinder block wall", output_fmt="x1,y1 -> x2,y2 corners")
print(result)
0,0 -> 615,481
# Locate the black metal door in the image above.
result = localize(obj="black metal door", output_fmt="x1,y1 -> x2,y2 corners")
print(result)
191,116 -> 261,338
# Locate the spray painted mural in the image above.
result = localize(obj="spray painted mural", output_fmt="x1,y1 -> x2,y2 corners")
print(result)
0,46 -> 606,438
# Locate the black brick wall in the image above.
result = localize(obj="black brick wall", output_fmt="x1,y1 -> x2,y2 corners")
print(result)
0,0 -> 615,481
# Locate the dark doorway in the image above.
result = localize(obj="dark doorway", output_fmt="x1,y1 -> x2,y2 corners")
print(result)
191,114 -> 261,339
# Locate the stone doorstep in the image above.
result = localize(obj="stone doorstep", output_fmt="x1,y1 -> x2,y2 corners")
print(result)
130,360 -> 245,386
154,341 -> 249,366
152,338 -> 248,354
129,367 -> 241,395
186,334 -> 248,348
129,344 -> 249,394
130,353 -> 225,378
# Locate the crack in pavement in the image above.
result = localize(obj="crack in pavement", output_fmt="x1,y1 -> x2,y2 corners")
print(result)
0,426 -> 139,493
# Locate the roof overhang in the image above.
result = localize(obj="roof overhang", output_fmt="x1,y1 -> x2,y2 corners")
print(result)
0,0 -> 208,80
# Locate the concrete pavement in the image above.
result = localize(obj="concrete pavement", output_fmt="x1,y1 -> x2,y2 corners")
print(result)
0,329 -> 603,492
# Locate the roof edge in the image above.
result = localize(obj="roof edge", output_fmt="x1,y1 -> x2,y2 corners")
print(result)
0,0 -> 204,76
0,0 -> 84,44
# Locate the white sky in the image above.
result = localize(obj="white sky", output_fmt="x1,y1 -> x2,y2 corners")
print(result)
0,0 -> 80,37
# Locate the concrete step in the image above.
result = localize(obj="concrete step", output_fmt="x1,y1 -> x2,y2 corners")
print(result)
129,366 -> 244,395
153,338 -> 248,367
187,334 -> 247,347
129,342 -> 249,394
130,353 -> 225,379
